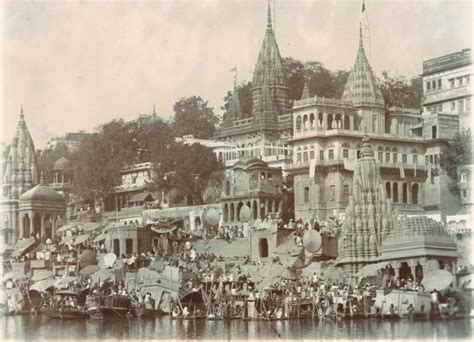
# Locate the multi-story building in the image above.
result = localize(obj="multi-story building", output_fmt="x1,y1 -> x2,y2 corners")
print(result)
421,48 -> 472,132
286,28 -> 460,222
102,162 -> 164,225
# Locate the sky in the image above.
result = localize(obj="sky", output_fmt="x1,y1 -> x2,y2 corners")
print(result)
2,0 -> 472,149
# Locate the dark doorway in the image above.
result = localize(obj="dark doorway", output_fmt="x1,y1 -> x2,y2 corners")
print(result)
259,238 -> 269,258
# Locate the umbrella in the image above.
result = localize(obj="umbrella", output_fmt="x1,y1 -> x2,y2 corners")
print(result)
3,271 -> 29,282
103,253 -> 117,268
94,233 -> 107,243
79,222 -> 102,232
422,270 -> 453,291
90,268 -> 115,283
323,265 -> 348,281
303,230 -> 322,253
73,233 -> 91,246
59,235 -> 74,245
55,276 -> 78,288
31,270 -> 53,282
56,223 -> 77,233
301,262 -> 323,277
30,278 -> 56,292
79,250 -> 97,268
80,265 -> 100,276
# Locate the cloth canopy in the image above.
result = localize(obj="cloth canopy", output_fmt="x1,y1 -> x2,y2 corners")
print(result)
11,238 -> 36,258
55,276 -> 78,288
94,234 -> 107,243
356,262 -> 389,279
2,271 -> 28,282
31,270 -> 53,282
80,265 -> 100,276
90,268 -> 115,283
56,223 -> 78,233
30,278 -> 56,292
151,225 -> 178,234
59,235 -> 74,245
79,222 -> 102,232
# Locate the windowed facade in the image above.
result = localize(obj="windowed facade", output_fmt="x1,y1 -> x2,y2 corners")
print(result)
320,150 -> 324,161
328,149 -> 334,160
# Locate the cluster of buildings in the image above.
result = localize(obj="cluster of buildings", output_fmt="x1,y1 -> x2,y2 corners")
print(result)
1,3 -> 472,275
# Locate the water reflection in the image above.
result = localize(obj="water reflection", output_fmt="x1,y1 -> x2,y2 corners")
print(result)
2,315 -> 472,340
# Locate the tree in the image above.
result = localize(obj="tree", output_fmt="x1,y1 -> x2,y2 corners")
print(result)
439,129 -> 472,195
173,96 -> 219,139
152,143 -> 224,206
378,71 -> 423,108
37,142 -> 72,183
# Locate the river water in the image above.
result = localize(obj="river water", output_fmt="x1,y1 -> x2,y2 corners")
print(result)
2,315 -> 473,341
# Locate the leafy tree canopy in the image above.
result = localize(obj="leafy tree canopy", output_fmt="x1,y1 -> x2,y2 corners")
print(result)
152,143 -> 224,206
173,96 -> 219,139
378,71 -> 423,108
440,129 -> 472,183
37,143 -> 72,184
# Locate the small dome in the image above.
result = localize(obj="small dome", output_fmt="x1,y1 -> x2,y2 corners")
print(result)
19,183 -> 64,203
53,157 -> 71,171
387,216 -> 450,240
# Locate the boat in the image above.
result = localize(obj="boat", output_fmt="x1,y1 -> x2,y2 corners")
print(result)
85,295 -> 103,320
100,294 -> 131,319
131,301 -> 158,317
41,290 -> 89,320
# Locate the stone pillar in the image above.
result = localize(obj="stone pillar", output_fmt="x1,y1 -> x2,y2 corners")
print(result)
29,211 -> 34,238
392,261 -> 401,280
407,181 -> 412,205
19,213 -> 24,239
408,259 -> 417,282
40,213 -> 46,241
322,113 -> 327,130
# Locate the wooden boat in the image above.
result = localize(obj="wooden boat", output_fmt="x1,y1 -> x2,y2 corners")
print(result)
101,295 -> 131,319
85,295 -> 103,320
131,301 -> 158,318
41,290 -> 89,320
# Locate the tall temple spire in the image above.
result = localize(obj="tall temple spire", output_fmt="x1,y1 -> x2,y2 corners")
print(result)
250,1 -> 288,121
300,65 -> 311,100
266,0 -> 273,32
341,23 -> 384,108
336,136 -> 396,275
152,103 -> 156,116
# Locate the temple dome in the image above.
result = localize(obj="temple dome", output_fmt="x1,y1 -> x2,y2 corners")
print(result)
53,157 -> 71,171
19,183 -> 64,203
386,216 -> 451,240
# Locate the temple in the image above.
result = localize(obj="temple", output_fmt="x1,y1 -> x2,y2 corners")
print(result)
336,136 -> 397,274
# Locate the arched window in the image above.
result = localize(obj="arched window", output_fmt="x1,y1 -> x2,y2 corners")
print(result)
296,147 -> 302,162
377,146 -> 384,162
303,146 -> 309,161
386,182 -> 391,199
402,183 -> 408,203
335,114 -> 342,128
412,183 -> 419,204
225,181 -> 231,196
296,116 -> 302,132
318,113 -> 323,127
393,183 -> 399,203
342,143 -> 350,159
310,145 -> 315,160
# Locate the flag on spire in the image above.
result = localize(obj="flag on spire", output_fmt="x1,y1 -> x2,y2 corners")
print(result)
362,0 -> 366,12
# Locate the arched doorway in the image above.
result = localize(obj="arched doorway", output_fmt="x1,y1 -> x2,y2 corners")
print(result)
259,238 -> 269,258
236,202 -> 244,222
386,182 -> 391,199
23,214 -> 31,238
393,183 -> 399,203
252,201 -> 258,220
230,203 -> 235,222
33,214 -> 41,238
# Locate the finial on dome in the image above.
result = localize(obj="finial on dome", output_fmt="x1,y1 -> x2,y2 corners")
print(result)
266,0 -> 273,32
20,106 -> 25,120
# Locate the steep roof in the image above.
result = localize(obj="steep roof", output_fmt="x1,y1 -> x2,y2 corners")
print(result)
342,26 -> 385,108
19,182 -> 64,203
251,3 -> 287,88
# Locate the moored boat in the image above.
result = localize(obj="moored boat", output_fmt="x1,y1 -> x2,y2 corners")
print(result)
101,294 -> 131,319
